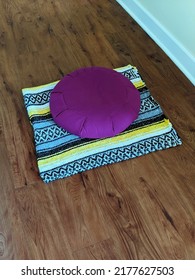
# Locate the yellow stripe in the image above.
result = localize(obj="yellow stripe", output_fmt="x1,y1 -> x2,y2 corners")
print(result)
133,80 -> 146,89
115,64 -> 134,71
115,64 -> 145,88
23,80 -> 59,92
28,107 -> 50,117
43,118 -> 165,158
39,119 -> 171,167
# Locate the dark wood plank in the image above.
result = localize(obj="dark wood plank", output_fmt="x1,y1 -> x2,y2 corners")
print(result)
73,238 -> 121,260
0,134 -> 28,259
14,176 -> 110,259
0,0 -> 195,259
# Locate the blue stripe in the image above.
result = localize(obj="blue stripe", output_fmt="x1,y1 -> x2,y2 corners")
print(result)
36,134 -> 79,152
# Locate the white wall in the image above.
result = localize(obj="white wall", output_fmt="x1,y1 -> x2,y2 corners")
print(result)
117,0 -> 195,85
137,0 -> 195,57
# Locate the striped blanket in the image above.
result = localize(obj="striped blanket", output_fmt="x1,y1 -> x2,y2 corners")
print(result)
22,64 -> 182,183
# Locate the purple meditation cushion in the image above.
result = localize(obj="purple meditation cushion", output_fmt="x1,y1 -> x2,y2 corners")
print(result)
50,66 -> 140,139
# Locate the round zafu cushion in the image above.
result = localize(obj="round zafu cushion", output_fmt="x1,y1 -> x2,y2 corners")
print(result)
50,66 -> 140,139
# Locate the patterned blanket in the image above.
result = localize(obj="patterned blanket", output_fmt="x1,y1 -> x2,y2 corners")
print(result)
22,64 -> 182,183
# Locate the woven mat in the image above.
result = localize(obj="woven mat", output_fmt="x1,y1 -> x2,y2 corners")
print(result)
22,64 -> 182,183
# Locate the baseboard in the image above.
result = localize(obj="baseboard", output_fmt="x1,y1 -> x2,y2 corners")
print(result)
116,0 -> 195,85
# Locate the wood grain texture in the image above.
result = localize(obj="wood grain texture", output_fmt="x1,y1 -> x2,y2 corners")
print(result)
0,0 -> 195,259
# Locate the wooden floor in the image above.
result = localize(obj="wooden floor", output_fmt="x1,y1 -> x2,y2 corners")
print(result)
0,0 -> 195,260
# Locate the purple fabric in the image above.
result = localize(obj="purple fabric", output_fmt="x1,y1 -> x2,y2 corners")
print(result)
50,67 -> 141,138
